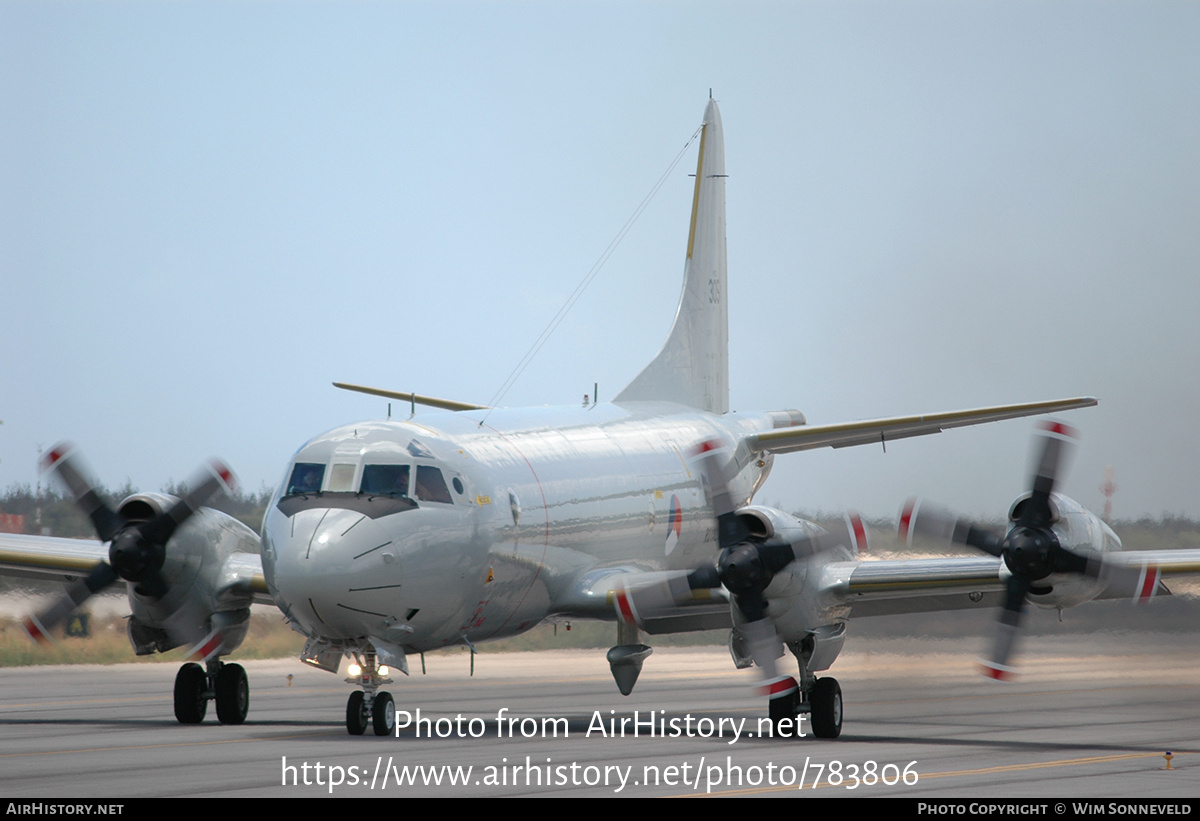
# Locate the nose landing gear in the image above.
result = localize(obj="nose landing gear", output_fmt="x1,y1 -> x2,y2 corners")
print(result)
345,651 -> 396,736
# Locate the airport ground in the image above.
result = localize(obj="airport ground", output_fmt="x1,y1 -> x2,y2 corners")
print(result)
0,629 -> 1195,798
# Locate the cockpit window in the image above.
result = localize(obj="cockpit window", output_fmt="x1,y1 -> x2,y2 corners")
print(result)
286,463 -> 325,495
361,464 -> 410,497
415,465 -> 453,504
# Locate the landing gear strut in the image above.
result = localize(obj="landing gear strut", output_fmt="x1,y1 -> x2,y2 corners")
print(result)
345,651 -> 395,736
173,659 -> 250,725
764,634 -> 843,739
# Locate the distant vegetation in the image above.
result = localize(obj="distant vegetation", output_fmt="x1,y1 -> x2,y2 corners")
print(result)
0,481 -> 273,539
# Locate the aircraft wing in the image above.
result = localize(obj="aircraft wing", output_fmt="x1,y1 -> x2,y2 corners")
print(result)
0,532 -> 274,606
0,533 -> 110,583
747,397 -> 1098,454
820,549 -> 1200,618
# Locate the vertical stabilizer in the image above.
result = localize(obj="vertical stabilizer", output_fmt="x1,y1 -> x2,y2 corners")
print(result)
614,99 -> 728,414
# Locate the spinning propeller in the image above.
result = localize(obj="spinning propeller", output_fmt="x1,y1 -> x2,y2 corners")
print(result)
899,421 -> 1100,680
23,443 -> 236,651
621,440 -> 865,685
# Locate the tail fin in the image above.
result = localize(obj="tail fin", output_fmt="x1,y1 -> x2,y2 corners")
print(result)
614,99 -> 728,414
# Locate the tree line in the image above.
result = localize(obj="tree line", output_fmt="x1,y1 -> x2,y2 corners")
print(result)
0,482 -> 274,538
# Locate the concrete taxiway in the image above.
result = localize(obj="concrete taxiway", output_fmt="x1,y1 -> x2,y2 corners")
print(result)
0,634 -> 1196,798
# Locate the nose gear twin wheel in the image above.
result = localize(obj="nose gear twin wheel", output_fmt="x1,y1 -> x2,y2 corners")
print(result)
347,692 -> 368,735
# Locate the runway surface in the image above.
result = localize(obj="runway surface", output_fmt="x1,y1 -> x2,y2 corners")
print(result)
1,633 -> 1196,798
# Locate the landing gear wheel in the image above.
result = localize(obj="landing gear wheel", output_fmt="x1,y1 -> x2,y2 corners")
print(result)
810,677 -> 842,739
174,662 -> 207,724
346,691 -> 368,735
215,662 -> 249,725
373,691 -> 395,736
768,689 -> 800,737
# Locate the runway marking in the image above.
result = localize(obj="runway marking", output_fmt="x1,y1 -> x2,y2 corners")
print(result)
0,731 -> 332,759
0,686 -> 352,711
680,751 -> 1197,797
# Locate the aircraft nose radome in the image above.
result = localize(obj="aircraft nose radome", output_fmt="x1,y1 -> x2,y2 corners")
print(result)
269,507 -> 402,637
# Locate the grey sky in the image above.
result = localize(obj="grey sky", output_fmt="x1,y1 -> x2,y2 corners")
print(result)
2,1 -> 1197,522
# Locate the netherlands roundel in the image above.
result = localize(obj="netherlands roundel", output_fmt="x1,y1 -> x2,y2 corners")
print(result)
665,494 -> 682,555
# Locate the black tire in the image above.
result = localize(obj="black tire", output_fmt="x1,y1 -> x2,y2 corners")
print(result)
174,662 -> 207,724
373,691 -> 396,736
810,677 -> 843,739
768,689 -> 800,738
215,663 -> 249,725
346,691 -> 368,735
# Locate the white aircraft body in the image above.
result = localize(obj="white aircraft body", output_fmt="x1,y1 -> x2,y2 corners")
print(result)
4,100 -> 1199,737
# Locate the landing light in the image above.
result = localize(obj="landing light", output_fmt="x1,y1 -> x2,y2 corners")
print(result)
347,663 -> 361,677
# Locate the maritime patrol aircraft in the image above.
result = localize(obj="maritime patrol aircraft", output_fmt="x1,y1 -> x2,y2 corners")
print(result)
4,100 -> 1198,738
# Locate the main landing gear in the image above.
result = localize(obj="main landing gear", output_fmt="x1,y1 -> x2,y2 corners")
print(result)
173,659 -> 249,725
345,651 -> 396,736
766,675 -> 842,739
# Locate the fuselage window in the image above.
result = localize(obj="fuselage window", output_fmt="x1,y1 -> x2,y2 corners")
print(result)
286,463 -> 325,496
415,465 -> 453,504
361,464 -> 410,497
329,463 -> 356,492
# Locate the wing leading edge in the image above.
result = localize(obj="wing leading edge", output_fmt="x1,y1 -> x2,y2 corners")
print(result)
746,397 -> 1098,454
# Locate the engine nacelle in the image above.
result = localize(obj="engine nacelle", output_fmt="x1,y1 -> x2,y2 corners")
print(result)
116,492 -> 260,655
739,505 -> 858,671
1011,492 -> 1122,609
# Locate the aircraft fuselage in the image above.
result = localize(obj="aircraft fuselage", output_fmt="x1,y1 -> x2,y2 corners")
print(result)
261,402 -> 786,654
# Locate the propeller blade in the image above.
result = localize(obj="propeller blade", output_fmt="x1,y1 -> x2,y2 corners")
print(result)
899,498 -> 1004,556
22,561 -> 120,643
40,444 -> 122,542
694,440 -> 750,549
613,571 -> 724,624
1021,421 -> 1077,528
140,460 -> 236,545
979,575 -> 1029,680
739,617 -> 782,682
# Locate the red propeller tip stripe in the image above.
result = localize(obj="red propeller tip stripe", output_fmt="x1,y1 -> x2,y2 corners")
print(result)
898,499 -> 916,541
977,662 -> 1016,681
188,632 -> 225,662
1039,421 -> 1078,438
757,676 -> 799,698
22,617 -> 51,646
849,512 -> 867,553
